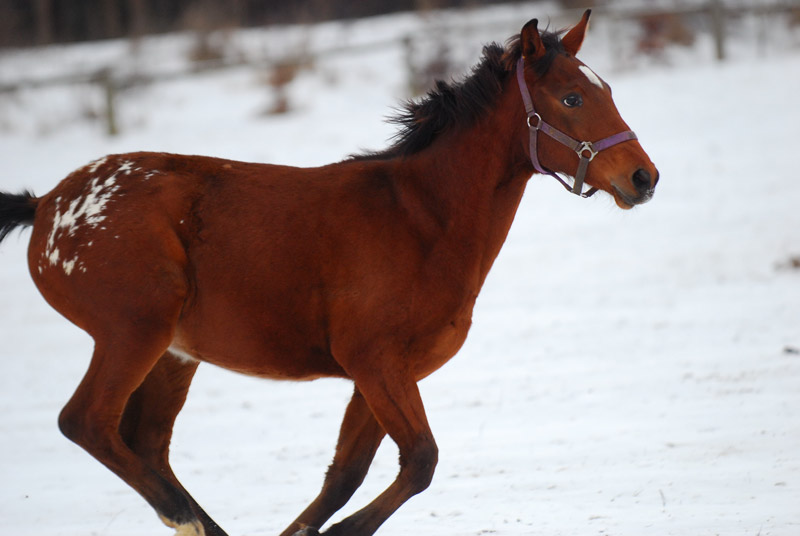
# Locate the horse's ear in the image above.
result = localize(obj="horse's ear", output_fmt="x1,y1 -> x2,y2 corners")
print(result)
562,9 -> 592,56
520,18 -> 545,61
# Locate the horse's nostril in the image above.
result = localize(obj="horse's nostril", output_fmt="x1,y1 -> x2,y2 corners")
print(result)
632,168 -> 652,192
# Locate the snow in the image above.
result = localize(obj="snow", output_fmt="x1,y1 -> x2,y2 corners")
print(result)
1,4 -> 800,536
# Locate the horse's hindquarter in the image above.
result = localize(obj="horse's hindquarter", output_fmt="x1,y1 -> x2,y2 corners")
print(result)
27,153 -> 201,336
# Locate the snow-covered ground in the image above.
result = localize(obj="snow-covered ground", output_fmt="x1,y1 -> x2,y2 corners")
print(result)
1,4 -> 799,536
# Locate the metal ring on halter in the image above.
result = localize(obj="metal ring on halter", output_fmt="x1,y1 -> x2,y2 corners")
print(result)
576,141 -> 598,161
526,113 -> 543,130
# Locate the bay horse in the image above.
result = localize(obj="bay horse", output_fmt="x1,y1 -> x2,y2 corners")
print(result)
0,11 -> 657,536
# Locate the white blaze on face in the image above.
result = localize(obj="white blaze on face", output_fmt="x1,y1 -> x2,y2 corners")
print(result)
578,65 -> 604,89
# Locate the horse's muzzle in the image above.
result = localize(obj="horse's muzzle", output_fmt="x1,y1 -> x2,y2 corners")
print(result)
615,168 -> 659,207
632,168 -> 658,194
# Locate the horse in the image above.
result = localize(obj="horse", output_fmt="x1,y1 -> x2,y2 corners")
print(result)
0,10 -> 657,536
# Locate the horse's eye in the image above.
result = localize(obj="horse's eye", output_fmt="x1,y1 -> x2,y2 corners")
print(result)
562,93 -> 583,108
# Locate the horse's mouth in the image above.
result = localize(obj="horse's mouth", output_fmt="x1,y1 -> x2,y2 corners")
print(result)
612,185 -> 654,210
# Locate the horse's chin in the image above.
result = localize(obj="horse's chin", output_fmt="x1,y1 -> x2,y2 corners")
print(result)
611,185 -> 654,210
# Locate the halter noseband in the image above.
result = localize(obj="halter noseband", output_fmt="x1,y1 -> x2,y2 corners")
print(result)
515,57 -> 637,198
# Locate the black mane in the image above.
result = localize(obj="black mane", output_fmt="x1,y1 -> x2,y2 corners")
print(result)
352,29 -> 565,161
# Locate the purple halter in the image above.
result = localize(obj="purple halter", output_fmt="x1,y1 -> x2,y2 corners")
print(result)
515,57 -> 637,198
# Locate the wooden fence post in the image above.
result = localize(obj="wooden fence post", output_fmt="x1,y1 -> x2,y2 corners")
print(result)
710,0 -> 726,61
98,69 -> 119,136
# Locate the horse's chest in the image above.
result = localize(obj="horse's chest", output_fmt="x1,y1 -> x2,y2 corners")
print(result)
408,306 -> 474,380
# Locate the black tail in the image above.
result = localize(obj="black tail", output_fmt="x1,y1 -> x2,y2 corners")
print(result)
0,190 -> 38,244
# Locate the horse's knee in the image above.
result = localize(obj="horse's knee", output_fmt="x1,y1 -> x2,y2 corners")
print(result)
401,437 -> 438,495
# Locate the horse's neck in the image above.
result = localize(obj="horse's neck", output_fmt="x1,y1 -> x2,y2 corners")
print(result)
398,91 -> 531,287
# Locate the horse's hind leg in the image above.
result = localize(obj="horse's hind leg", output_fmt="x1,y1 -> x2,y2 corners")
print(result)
281,387 -> 386,536
119,352 -> 199,480
119,351 -> 227,535
58,330 -> 224,536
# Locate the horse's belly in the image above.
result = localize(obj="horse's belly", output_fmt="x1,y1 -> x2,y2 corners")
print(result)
171,318 -> 347,381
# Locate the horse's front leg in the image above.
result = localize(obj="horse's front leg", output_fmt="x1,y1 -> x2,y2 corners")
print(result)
282,387 -> 386,536
318,368 -> 439,536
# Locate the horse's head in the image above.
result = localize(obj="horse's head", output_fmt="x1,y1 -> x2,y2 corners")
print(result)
516,10 -> 659,209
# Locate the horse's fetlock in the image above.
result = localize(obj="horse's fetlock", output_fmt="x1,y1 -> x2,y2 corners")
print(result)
323,462 -> 371,501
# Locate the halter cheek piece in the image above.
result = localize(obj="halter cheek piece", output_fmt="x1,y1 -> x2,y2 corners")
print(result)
515,57 -> 638,198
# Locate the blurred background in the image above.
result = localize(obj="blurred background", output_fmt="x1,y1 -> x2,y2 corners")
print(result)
3,0 -> 800,49
2,0 -> 800,138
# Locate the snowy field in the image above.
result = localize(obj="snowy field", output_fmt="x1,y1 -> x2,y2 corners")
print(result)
1,4 -> 799,536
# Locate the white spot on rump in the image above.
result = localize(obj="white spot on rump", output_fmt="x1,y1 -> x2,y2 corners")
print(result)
47,247 -> 60,265
87,156 -> 107,173
62,258 -> 76,275
579,64 -> 604,89
43,164 -> 122,273
118,161 -> 133,173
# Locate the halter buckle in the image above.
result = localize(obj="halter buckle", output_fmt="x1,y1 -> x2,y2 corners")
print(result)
576,141 -> 598,161
526,113 -> 543,130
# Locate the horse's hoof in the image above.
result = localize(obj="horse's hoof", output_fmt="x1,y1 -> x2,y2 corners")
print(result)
292,528 -> 321,536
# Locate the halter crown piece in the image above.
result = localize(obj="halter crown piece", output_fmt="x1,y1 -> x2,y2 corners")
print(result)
515,57 -> 638,198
